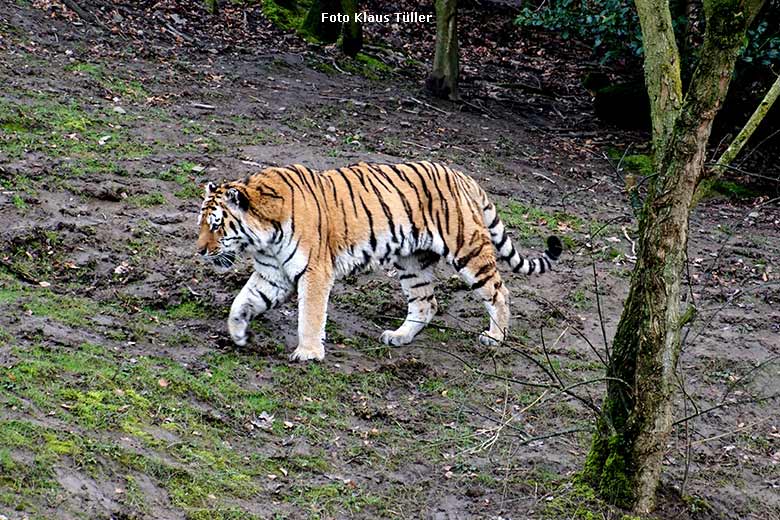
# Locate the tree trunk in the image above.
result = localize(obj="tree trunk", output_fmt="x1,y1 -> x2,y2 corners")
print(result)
426,0 -> 459,101
584,0 -> 765,513
634,0 -> 683,166
340,0 -> 362,57
302,0 -> 342,43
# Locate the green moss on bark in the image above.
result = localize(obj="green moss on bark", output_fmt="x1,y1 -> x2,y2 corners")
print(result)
301,0 -> 341,42
585,424 -> 635,508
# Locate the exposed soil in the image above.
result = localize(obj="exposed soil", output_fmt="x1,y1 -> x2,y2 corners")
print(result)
1,2 -> 779,520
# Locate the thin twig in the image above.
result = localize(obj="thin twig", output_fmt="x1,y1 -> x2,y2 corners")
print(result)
673,392 -> 780,426
406,96 -> 451,116
530,171 -> 557,185
689,417 -> 771,446
588,242 -> 611,363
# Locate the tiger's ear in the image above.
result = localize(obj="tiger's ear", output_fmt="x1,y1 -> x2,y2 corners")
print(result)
225,187 -> 250,213
204,182 -> 217,197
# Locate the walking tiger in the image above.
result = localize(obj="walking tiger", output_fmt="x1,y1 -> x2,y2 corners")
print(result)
196,160 -> 562,361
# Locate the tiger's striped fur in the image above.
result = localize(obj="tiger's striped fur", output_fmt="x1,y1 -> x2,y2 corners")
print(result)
196,160 -> 562,361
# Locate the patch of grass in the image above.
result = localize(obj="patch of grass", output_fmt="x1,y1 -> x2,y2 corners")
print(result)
0,173 -> 35,196
23,291 -> 106,328
336,53 -> 393,80
65,61 -> 149,100
261,0 -> 311,32
332,281 -> 394,321
64,61 -> 104,79
0,95 -> 154,167
571,288 -> 591,310
106,79 -> 149,101
165,300 -> 208,320
62,157 -> 124,177
0,326 -> 12,346
127,220 -> 162,259
709,179 -> 759,199
290,481 -> 386,517
160,161 -> 203,199
312,60 -> 338,75
607,149 -> 653,177
497,200 -> 581,241
426,323 -> 472,344
127,191 -> 166,208
0,442 -> 60,512
0,342 -> 290,515
11,194 -> 27,209
3,228 -> 67,283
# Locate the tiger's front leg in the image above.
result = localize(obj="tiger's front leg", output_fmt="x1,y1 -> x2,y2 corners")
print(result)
289,267 -> 334,362
229,271 -> 292,346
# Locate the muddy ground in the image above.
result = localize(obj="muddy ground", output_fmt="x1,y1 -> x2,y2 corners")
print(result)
1,2 -> 779,519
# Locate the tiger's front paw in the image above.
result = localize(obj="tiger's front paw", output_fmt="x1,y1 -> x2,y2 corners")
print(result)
479,331 -> 503,346
228,316 -> 250,346
230,329 -> 254,347
289,344 -> 325,362
379,330 -> 414,346
229,327 -> 248,347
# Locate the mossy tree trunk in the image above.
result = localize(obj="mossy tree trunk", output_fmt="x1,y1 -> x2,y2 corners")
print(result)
635,0 -> 683,165
302,0 -> 342,43
340,0 -> 362,57
584,0 -> 765,514
302,0 -> 362,55
426,0 -> 459,101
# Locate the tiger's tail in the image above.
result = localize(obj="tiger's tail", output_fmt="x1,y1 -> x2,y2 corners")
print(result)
477,190 -> 563,275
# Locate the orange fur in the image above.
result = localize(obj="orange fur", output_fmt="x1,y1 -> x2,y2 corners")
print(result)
197,161 -> 562,361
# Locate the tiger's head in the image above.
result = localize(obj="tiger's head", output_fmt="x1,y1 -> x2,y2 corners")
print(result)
196,182 -> 251,270
196,179 -> 285,270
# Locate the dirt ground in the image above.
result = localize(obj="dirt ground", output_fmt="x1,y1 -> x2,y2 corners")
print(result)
1,2 -> 778,519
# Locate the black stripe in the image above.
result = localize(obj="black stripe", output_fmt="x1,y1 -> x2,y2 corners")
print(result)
455,244 -> 485,271
275,171 -> 298,236
408,162 -> 436,227
292,166 -> 325,253
336,168 -> 360,219
255,289 -> 273,309
282,239 -> 299,265
470,277 -> 491,291
389,165 -> 425,242
366,174 -> 397,242
473,263 -> 494,279
423,162 -> 451,236
350,166 -> 370,192
292,258 -> 310,287
496,233 -> 509,253
488,213 -> 500,229
359,197 -> 377,251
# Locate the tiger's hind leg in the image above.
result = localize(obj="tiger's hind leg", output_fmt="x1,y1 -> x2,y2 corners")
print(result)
229,271 -> 292,346
380,251 -> 440,346
454,241 -> 510,346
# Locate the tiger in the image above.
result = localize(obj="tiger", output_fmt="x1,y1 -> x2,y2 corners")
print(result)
196,160 -> 562,361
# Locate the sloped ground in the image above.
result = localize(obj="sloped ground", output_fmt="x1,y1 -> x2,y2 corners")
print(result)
1,2 -> 778,519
